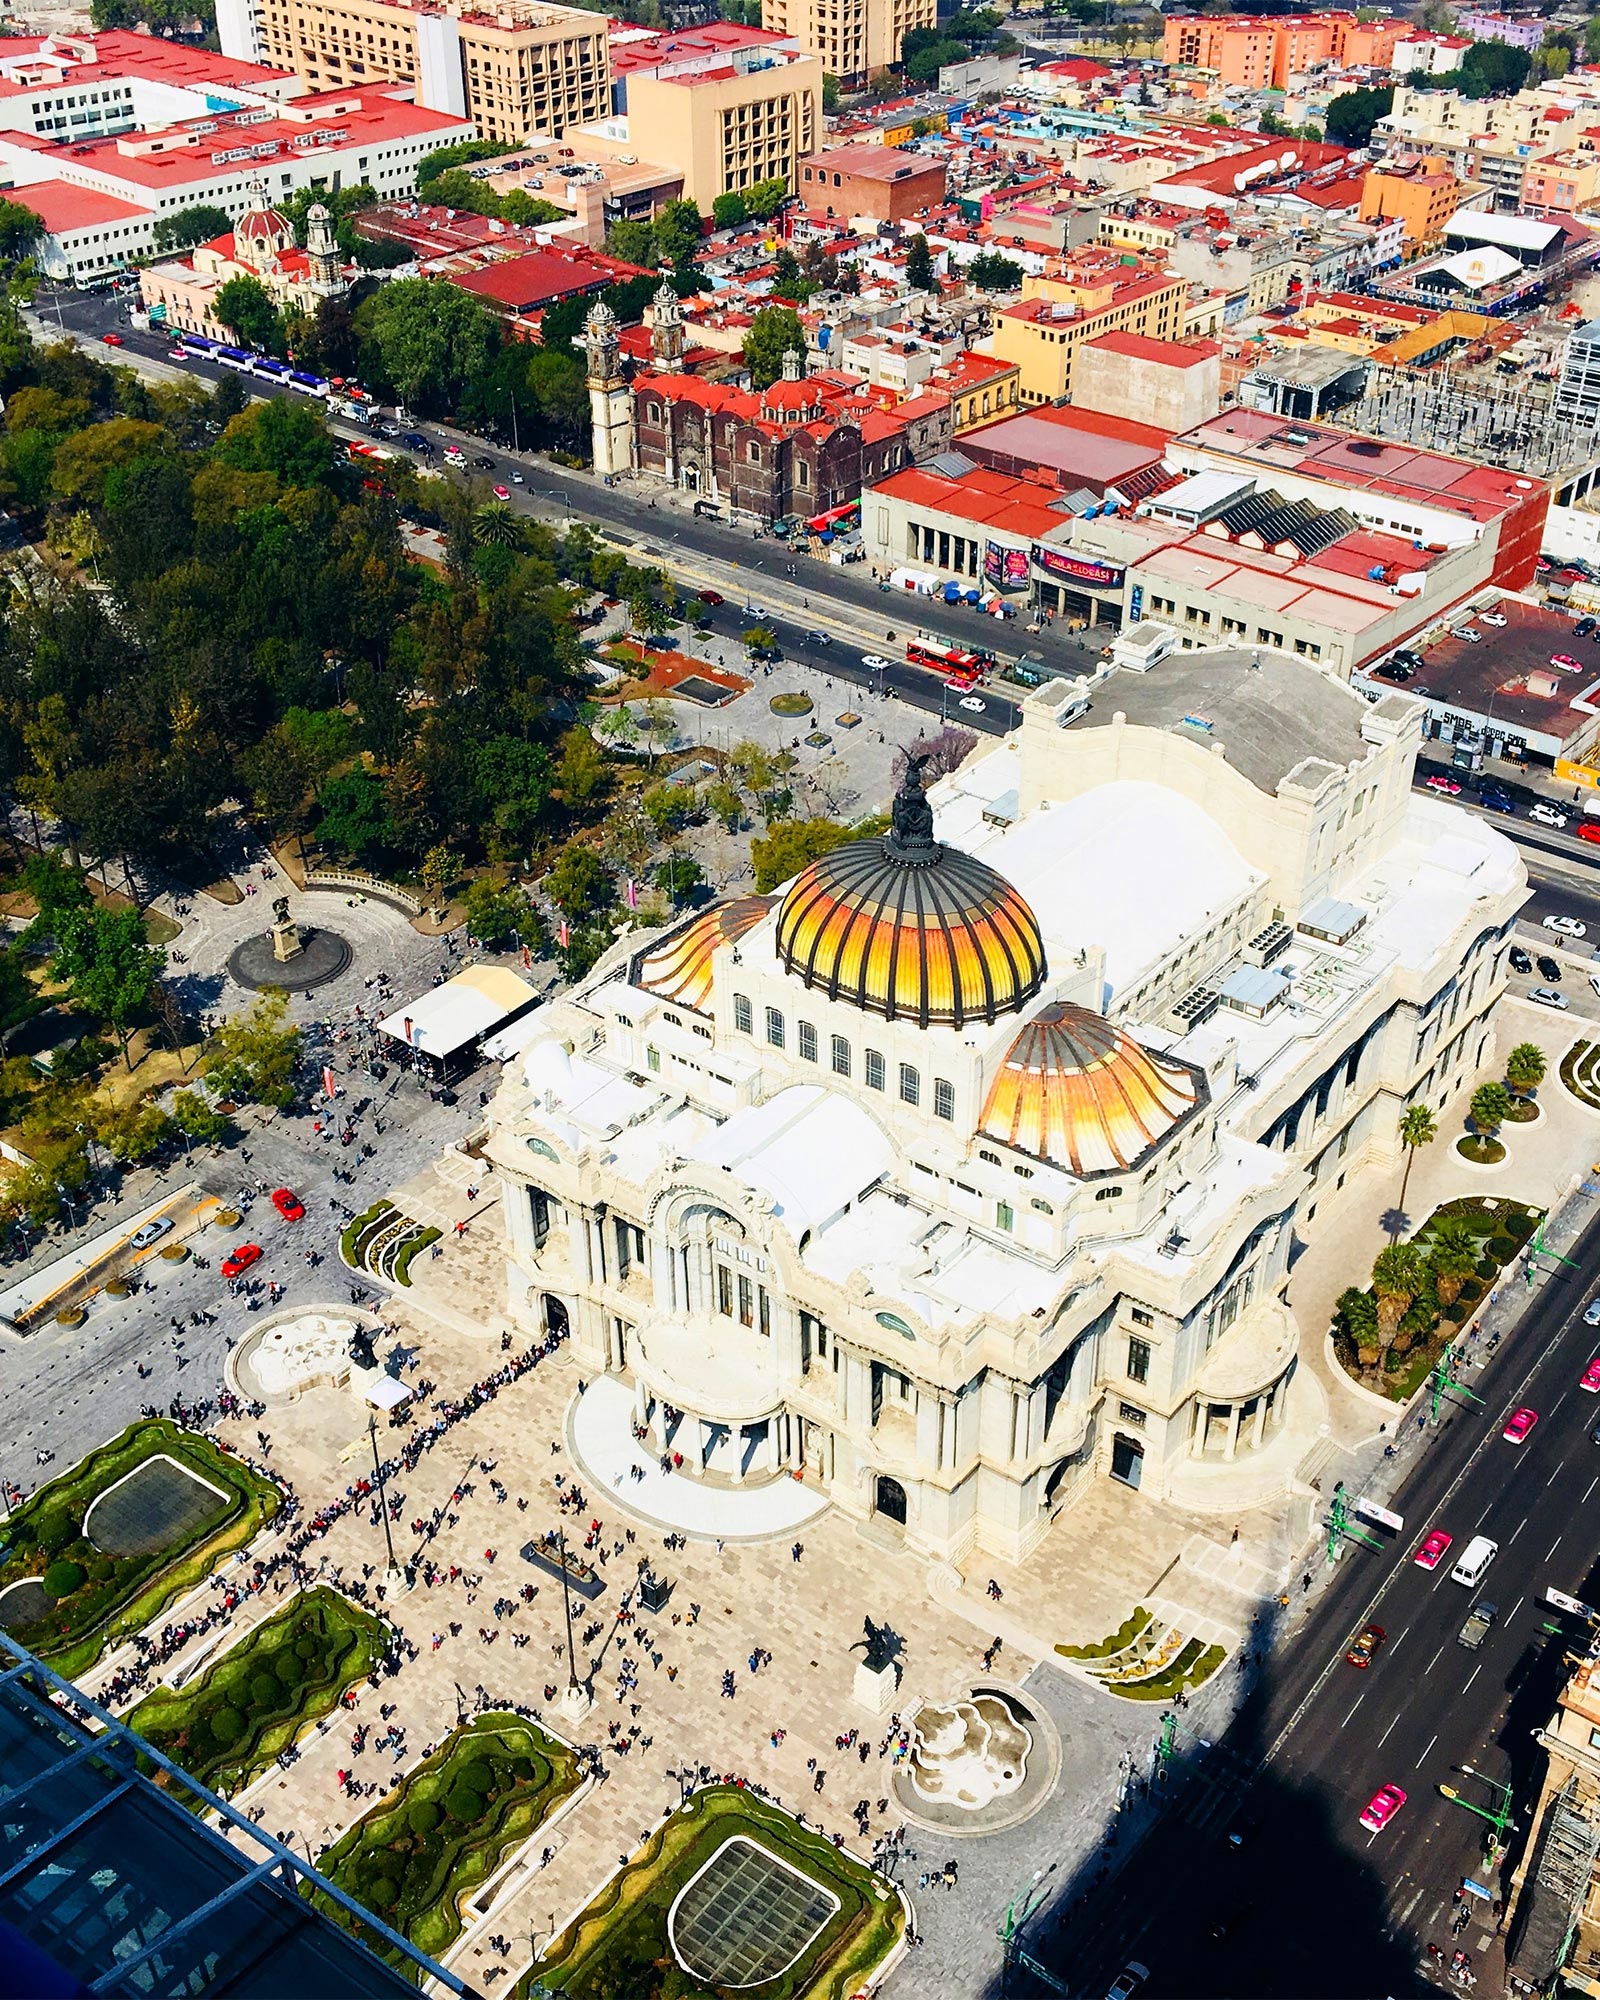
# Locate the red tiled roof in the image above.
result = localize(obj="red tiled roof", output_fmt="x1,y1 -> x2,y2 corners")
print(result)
12,175 -> 144,233
1084,330 -> 1219,368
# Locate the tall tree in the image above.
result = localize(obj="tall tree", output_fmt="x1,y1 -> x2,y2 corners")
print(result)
1396,1101 -> 1436,1217
51,905 -> 162,1071
741,305 -> 806,390
1371,1242 -> 1427,1346
213,275 -> 282,353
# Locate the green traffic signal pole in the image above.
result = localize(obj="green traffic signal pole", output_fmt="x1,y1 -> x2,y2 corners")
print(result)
1439,1768 -> 1517,1863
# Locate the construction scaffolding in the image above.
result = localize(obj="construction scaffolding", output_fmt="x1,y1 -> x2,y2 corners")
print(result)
1508,1779 -> 1600,1993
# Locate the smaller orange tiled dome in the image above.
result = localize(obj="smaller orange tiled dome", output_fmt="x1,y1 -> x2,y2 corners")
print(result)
980,1003 -> 1204,1178
631,896 -> 775,1014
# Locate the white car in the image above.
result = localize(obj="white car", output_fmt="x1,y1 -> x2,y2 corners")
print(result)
861,653 -> 891,670
1531,804 -> 1570,829
1479,609 -> 1507,627
959,695 -> 986,712
1544,913 -> 1588,937
1529,986 -> 1571,1009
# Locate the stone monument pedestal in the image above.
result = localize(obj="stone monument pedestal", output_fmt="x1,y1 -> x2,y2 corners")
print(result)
854,1659 -> 898,1715
559,1680 -> 594,1724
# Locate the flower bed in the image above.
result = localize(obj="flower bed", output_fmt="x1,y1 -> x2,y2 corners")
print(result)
770,692 -> 813,717
1055,1607 -> 1151,1662
340,1199 -> 395,1270
1456,1136 -> 1507,1164
0,1419 -> 280,1677
533,1784 -> 902,2000
128,1585 -> 386,1798
313,1711 -> 583,1968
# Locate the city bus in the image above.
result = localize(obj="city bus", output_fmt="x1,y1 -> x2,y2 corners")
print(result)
906,639 -> 984,687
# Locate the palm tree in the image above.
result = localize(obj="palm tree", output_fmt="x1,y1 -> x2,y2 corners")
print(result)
1396,1103 -> 1437,1215
1336,1284 -> 1382,1370
1505,1042 -> 1547,1100
1426,1215 -> 1481,1307
473,500 -> 519,547
1469,1081 -> 1512,1143
1372,1243 -> 1427,1345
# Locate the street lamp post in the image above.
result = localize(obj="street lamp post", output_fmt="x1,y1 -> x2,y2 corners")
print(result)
367,1414 -> 402,1582
556,1524 -> 582,1700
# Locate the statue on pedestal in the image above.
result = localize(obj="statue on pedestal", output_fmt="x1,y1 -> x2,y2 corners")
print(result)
269,894 -> 304,964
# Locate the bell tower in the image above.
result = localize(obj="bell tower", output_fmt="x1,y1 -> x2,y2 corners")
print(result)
650,280 -> 685,370
585,300 -> 633,479
305,202 -> 340,290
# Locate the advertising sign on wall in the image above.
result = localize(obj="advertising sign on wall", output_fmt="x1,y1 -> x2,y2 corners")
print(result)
1032,546 -> 1126,590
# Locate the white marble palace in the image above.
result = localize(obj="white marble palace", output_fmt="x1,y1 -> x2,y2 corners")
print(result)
484,643 -> 1526,1560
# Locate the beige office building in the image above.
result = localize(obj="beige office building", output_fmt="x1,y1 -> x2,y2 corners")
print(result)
762,0 -> 933,85
219,0 -> 609,145
623,50 -> 821,209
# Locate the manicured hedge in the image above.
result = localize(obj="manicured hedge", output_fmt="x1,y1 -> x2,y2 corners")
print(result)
314,1712 -> 583,1968
536,1785 -> 903,2000
0,1419 -> 281,1676
128,1586 -> 387,1799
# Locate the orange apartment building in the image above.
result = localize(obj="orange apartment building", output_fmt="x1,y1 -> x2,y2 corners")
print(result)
1162,13 -> 1401,87
1358,156 -> 1474,251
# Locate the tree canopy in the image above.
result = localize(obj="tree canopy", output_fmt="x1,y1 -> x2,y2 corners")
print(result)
742,304 -> 806,390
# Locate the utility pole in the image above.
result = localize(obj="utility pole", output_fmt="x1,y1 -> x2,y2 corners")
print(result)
1326,1484 -> 1383,1563
556,1524 -> 581,1699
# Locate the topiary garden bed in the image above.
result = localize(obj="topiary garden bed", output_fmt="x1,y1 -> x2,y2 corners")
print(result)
533,1784 -> 902,2000
312,1712 -> 584,1968
0,1419 -> 281,1677
128,1585 -> 387,1800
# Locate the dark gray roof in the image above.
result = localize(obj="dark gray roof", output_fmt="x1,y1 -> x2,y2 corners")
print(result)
1076,647 -> 1374,794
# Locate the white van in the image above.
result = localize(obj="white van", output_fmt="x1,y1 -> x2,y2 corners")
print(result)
1451,1535 -> 1498,1588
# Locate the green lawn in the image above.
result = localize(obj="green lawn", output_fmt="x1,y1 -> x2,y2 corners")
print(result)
533,1784 -> 904,2000
0,1419 -> 281,1677
314,1711 -> 584,1973
127,1585 -> 386,1799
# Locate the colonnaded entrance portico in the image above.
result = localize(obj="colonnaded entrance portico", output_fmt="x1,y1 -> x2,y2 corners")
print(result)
568,1378 -> 831,1543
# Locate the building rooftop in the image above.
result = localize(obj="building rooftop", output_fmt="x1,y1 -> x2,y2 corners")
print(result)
14,176 -> 147,231
802,141 -> 942,181
1377,597 -> 1600,746
1073,645 -> 1374,795
1083,329 -> 1219,368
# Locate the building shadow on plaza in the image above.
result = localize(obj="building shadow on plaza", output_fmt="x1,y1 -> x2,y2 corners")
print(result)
974,1602 -> 1435,2000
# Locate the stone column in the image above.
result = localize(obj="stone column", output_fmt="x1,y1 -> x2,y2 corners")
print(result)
915,1391 -> 941,1470
1224,1403 -> 1242,1461
1251,1394 -> 1269,1452
732,1425 -> 746,1485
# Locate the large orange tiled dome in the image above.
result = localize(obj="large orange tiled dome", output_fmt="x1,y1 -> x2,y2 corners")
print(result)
774,758 -> 1045,1029
980,1003 -> 1203,1177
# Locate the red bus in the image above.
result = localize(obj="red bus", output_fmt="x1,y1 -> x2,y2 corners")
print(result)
907,640 -> 983,685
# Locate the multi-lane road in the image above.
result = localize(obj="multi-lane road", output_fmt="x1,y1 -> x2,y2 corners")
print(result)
1046,1204 -> 1600,2000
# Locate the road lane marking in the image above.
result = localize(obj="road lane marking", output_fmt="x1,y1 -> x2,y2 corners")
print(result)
1267,1258 -> 1600,1767
1389,1629 -> 1406,1655
1475,1500 -> 1493,1527
1549,1537 -> 1564,1560
1343,1692 -> 1366,1726
1379,1715 -> 1401,1747
1586,1476 -> 1599,1504
1426,1644 -> 1444,1673
1508,1517 -> 1526,1544
1421,1733 -> 1439,1765
1462,1664 -> 1481,1693
1549,1464 -> 1564,1486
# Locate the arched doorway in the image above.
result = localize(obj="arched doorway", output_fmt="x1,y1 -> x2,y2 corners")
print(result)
875,1475 -> 907,1525
542,1295 -> 569,1338
1110,1434 -> 1144,1491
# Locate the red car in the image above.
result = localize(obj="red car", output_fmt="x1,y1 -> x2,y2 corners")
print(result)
102,332 -> 123,347
1413,1529 -> 1452,1571
1503,1406 -> 1539,1445
1425,775 -> 1461,796
1582,1357 -> 1600,1394
697,588 -> 724,606
1579,824 -> 1600,847
1344,1623 -> 1386,1669
271,1187 -> 304,1223
1359,1783 -> 1407,1834
221,1242 -> 262,1280
1552,654 -> 1585,672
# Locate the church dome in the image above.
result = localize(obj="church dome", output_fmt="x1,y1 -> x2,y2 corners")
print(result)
235,204 -> 292,245
631,896 -> 775,1014
979,1003 -> 1204,1178
774,759 -> 1045,1029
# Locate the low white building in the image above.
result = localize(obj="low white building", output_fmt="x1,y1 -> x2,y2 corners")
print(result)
484,647 -> 1525,1560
